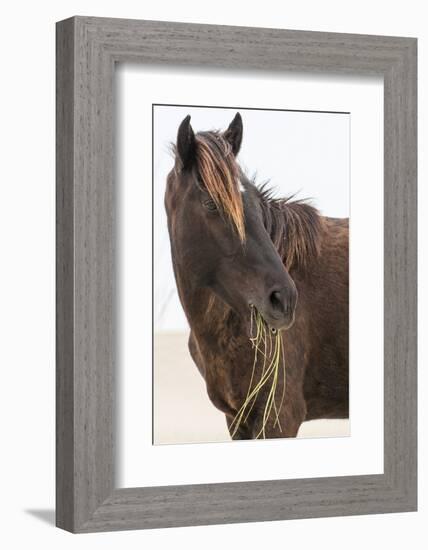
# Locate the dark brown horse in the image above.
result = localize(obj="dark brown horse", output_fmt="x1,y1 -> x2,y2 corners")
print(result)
165,112 -> 348,439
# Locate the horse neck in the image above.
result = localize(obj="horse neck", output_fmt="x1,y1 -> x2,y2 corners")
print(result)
261,197 -> 324,273
173,269 -> 249,415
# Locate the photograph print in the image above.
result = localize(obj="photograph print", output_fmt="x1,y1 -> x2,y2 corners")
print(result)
153,105 -> 349,445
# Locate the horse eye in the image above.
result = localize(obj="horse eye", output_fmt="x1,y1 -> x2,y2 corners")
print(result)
203,198 -> 217,212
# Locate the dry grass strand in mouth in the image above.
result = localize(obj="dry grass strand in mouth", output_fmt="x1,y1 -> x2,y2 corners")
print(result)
229,308 -> 286,439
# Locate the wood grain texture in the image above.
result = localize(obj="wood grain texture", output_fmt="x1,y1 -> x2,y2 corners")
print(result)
56,18 -> 76,531
56,16 -> 417,532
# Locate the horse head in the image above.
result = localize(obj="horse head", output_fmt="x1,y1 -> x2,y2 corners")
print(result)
165,113 -> 297,332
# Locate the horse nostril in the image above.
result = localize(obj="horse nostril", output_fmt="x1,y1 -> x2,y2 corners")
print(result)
269,290 -> 285,313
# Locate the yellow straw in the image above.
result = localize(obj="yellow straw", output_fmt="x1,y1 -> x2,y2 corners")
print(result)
230,309 -> 286,439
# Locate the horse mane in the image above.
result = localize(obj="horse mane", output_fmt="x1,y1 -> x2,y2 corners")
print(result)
257,183 -> 324,271
195,131 -> 245,242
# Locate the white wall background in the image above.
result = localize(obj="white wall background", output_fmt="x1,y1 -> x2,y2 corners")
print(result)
153,105 -> 349,331
0,1 -> 425,549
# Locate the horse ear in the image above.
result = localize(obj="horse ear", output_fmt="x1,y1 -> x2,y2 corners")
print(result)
224,112 -> 243,156
176,115 -> 196,170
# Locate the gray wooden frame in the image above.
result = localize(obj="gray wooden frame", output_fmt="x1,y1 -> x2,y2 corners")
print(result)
56,16 -> 417,533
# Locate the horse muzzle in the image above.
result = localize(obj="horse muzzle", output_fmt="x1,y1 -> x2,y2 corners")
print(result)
259,284 -> 298,331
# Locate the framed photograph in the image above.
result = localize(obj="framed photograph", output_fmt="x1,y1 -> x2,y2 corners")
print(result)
56,17 -> 417,532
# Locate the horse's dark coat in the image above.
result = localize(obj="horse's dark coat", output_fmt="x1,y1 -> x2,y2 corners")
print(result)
165,113 -> 349,439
